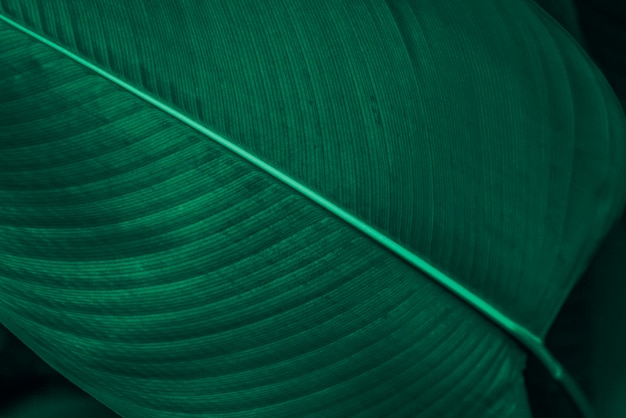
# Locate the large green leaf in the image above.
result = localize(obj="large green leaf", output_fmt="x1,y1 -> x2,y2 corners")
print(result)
1,0 -> 625,417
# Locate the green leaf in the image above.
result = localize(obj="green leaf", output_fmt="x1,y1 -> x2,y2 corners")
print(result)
1,1 -> 625,417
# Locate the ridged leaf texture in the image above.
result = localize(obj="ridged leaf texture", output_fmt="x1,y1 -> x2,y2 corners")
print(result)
1,0 -> 625,417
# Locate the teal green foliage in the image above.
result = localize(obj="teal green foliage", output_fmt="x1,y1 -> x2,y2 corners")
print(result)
1,1 -> 625,417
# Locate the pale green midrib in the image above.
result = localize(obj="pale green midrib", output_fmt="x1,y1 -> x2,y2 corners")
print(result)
0,12 -> 596,418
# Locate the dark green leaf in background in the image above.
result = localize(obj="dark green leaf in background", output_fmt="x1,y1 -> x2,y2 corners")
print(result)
1,1 -> 625,417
